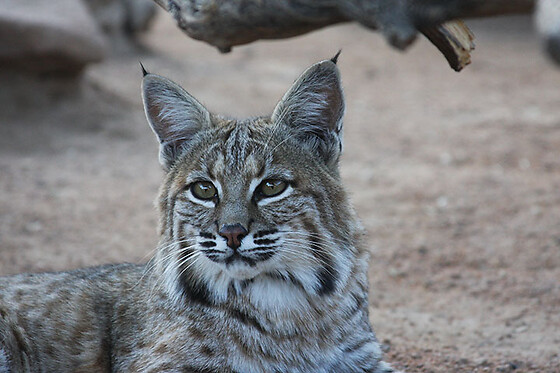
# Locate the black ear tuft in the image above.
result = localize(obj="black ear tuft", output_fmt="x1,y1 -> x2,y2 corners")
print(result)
330,50 -> 342,64
139,61 -> 149,77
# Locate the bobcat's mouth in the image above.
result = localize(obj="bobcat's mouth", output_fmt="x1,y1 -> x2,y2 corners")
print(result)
197,230 -> 279,268
199,245 -> 278,280
206,247 -> 276,268
224,251 -> 257,267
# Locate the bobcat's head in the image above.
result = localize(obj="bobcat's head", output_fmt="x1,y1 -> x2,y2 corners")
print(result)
143,57 -> 361,307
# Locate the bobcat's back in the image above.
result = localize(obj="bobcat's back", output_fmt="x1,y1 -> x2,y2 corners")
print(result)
0,264 -> 143,372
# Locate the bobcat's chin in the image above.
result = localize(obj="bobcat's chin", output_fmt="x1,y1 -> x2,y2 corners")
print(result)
223,262 -> 262,280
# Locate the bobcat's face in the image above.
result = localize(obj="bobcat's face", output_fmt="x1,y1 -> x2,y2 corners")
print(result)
143,57 -> 358,305
169,120 -> 302,282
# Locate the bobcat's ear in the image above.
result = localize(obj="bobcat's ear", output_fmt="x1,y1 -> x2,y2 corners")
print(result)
272,58 -> 344,166
142,73 -> 211,170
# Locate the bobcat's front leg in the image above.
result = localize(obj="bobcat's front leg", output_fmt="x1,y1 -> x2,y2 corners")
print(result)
0,307 -> 33,373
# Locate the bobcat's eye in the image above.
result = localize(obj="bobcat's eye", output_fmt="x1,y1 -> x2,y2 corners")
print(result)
258,179 -> 287,198
191,181 -> 218,200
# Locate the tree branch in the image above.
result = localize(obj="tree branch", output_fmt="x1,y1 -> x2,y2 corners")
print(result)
154,0 -> 537,70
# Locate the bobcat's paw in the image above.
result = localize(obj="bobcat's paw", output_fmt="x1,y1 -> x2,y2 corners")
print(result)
376,360 -> 403,373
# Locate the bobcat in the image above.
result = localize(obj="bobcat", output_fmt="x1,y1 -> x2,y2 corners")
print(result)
0,57 -> 397,372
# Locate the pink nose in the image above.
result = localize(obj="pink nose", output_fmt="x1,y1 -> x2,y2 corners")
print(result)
218,224 -> 248,249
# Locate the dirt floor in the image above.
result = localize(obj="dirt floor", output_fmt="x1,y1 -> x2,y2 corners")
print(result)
1,13 -> 559,373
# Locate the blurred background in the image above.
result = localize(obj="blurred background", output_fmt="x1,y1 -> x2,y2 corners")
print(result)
0,2 -> 559,371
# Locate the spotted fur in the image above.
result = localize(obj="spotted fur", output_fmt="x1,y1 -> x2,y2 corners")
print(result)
0,58 -> 398,372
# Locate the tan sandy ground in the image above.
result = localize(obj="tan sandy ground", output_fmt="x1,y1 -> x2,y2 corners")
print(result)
1,13 -> 559,373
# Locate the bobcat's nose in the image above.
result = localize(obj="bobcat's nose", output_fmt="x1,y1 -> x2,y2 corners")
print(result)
218,224 -> 248,249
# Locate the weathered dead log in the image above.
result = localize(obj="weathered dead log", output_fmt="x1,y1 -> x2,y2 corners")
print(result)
153,0 -> 537,71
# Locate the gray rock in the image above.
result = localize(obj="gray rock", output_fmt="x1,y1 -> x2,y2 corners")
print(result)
83,0 -> 158,36
122,0 -> 158,33
0,0 -> 106,74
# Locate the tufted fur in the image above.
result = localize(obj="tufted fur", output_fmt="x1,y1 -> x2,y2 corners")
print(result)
0,58 -> 397,372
